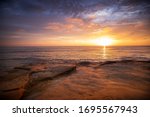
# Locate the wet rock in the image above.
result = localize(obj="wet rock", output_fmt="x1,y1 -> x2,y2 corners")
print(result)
78,61 -> 91,66
14,66 -> 31,71
0,89 -> 25,100
100,60 -> 137,66
0,69 -> 29,99
30,65 -> 76,81
1,61 -> 150,100
120,60 -> 134,63
100,61 -> 116,66
0,71 -> 8,79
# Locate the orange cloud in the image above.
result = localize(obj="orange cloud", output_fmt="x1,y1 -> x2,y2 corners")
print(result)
44,17 -> 101,35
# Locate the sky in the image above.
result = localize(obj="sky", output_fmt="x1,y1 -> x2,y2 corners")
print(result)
0,0 -> 150,46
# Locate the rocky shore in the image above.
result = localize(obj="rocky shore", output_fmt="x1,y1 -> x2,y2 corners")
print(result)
0,60 -> 150,100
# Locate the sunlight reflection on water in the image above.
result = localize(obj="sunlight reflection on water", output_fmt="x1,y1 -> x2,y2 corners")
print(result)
102,46 -> 106,60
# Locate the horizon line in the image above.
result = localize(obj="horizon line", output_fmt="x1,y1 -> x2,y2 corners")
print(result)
0,45 -> 150,47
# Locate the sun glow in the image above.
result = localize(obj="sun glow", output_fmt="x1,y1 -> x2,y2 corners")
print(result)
94,36 -> 113,46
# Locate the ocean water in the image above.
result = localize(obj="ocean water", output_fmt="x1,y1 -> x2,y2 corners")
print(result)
0,46 -> 150,69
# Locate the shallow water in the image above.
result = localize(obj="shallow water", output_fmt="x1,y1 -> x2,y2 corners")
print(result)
0,46 -> 150,69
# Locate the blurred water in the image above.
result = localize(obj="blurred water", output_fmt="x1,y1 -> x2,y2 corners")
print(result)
0,46 -> 150,69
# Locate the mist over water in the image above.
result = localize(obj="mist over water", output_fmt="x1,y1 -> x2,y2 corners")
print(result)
0,46 -> 150,69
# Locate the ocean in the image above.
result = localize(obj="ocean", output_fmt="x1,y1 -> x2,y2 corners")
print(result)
0,46 -> 150,69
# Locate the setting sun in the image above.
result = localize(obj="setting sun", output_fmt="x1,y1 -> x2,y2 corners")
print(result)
94,36 -> 113,46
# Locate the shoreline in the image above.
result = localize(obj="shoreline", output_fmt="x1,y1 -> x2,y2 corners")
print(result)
0,60 -> 150,100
